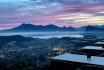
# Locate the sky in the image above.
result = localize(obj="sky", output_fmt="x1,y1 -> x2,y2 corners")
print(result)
0,0 -> 104,30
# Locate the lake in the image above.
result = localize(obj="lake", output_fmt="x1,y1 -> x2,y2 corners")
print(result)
0,31 -> 104,39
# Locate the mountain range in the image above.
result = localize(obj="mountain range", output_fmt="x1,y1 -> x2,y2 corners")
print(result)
0,23 -> 104,32
0,24 -> 77,32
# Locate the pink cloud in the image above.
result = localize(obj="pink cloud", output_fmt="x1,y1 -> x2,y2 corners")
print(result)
66,4 -> 104,13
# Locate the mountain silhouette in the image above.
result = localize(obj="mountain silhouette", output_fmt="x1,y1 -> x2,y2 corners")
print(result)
1,24 -> 104,32
0,23 -> 77,32
79,25 -> 104,31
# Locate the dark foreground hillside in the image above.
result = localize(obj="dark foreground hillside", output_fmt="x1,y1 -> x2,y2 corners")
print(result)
0,35 -> 104,70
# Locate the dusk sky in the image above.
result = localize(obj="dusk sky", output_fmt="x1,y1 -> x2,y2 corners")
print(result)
0,0 -> 104,30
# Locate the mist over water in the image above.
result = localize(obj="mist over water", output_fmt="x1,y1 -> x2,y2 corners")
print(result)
0,31 -> 104,39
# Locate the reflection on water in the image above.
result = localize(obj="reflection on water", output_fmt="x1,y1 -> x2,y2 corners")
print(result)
0,31 -> 104,39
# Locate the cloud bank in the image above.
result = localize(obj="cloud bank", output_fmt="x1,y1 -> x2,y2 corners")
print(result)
0,0 -> 104,29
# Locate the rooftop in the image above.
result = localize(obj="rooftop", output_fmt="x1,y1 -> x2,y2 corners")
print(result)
81,46 -> 104,51
53,53 -> 104,66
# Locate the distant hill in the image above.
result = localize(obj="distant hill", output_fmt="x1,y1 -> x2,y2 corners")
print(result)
0,23 -> 77,32
78,25 -> 104,31
0,35 -> 34,47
